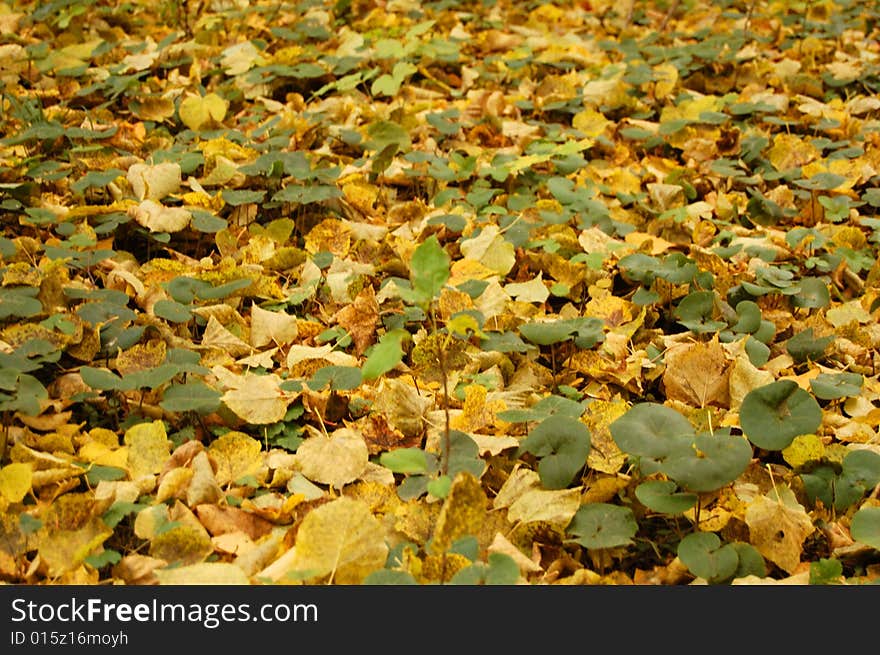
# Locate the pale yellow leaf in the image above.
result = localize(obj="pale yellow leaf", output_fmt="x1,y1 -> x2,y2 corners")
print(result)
294,427 -> 369,489
128,199 -> 191,233
202,315 -> 253,357
179,92 -> 228,131
493,466 -> 541,510
504,274 -> 549,303
124,420 -> 171,479
289,496 -> 388,584
221,374 -> 292,425
507,487 -> 581,526
430,472 -> 487,555
155,562 -> 250,585
744,486 -> 815,574
0,463 -> 32,503
250,304 -> 299,348
126,162 -> 181,201
207,431 -> 266,486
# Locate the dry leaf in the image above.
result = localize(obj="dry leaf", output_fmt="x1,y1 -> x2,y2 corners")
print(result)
744,486 -> 815,574
430,472 -> 487,555
294,427 -> 369,489
663,338 -> 730,408
333,284 -> 380,355
221,373 -> 294,425
288,496 -> 388,584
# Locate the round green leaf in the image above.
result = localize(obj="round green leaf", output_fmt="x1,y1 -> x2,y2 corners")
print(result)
634,480 -> 698,514
567,503 -> 637,549
731,300 -> 762,334
791,277 -> 830,309
850,506 -> 880,550
809,372 -> 863,400
660,430 -> 753,492
740,380 -> 822,450
379,448 -> 429,475
609,403 -> 694,473
841,449 -> 880,488
520,415 -> 590,489
160,381 -> 221,414
519,414 -> 591,489
677,532 -> 739,583
730,542 -> 767,579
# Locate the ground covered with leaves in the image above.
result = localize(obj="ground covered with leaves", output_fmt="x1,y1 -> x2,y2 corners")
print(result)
1,0 -> 880,585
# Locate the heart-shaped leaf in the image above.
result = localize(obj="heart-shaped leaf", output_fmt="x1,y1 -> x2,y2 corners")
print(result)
850,506 -> 880,550
809,372 -> 863,400
740,380 -> 822,450
566,503 -> 637,549
677,532 -> 739,583
634,480 -> 698,514
519,415 -> 591,489
659,430 -> 753,492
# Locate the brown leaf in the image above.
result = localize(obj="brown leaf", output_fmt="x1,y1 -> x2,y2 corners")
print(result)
333,284 -> 379,355
194,504 -> 274,540
662,338 -> 730,408
744,486 -> 815,575
355,413 -> 421,455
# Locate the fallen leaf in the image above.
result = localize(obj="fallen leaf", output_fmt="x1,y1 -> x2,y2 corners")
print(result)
744,486 -> 815,574
289,496 -> 388,584
294,427 -> 369,489
663,338 -> 730,408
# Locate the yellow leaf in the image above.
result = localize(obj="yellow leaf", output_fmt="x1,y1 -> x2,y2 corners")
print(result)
744,486 -> 815,574
460,225 -> 515,276
728,350 -> 775,410
572,108 -> 611,137
430,471 -> 487,555
127,199 -> 191,233
179,92 -> 228,131
781,434 -> 826,468
289,496 -> 388,584
294,427 -> 369,489
505,273 -> 549,303
0,463 -> 32,502
662,338 -> 730,408
124,420 -> 171,479
156,467 -> 193,504
506,487 -> 581,526
207,431 -> 265,486
767,133 -> 820,171
583,399 -> 629,474
126,162 -> 181,201
250,304 -> 299,348
36,517 -> 113,577
186,451 -> 224,506
156,562 -> 250,585
221,373 -> 292,424
149,524 -> 214,565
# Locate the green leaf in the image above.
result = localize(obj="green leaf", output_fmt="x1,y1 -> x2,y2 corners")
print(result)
379,448 -> 429,475
740,380 -> 823,450
791,277 -> 830,309
677,532 -> 739,583
566,503 -> 638,549
810,558 -> 843,585
634,480 -> 698,514
786,327 -> 834,363
731,301 -> 762,334
84,549 -> 122,569
407,235 -> 450,306
361,329 -> 408,381
0,287 -> 43,319
80,366 -> 125,391
674,291 -> 726,333
449,553 -> 520,585
659,430 -> 753,493
497,394 -> 586,423
729,542 -> 767,580
84,465 -> 127,486
850,506 -> 880,550
519,414 -> 591,489
809,372 -> 863,400
160,381 -> 222,414
307,365 -> 362,391
153,299 -> 193,323
102,501 -> 148,528
609,403 -> 694,472
445,430 -> 484,480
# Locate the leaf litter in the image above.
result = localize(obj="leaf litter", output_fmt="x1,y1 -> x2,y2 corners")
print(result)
0,0 -> 880,585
